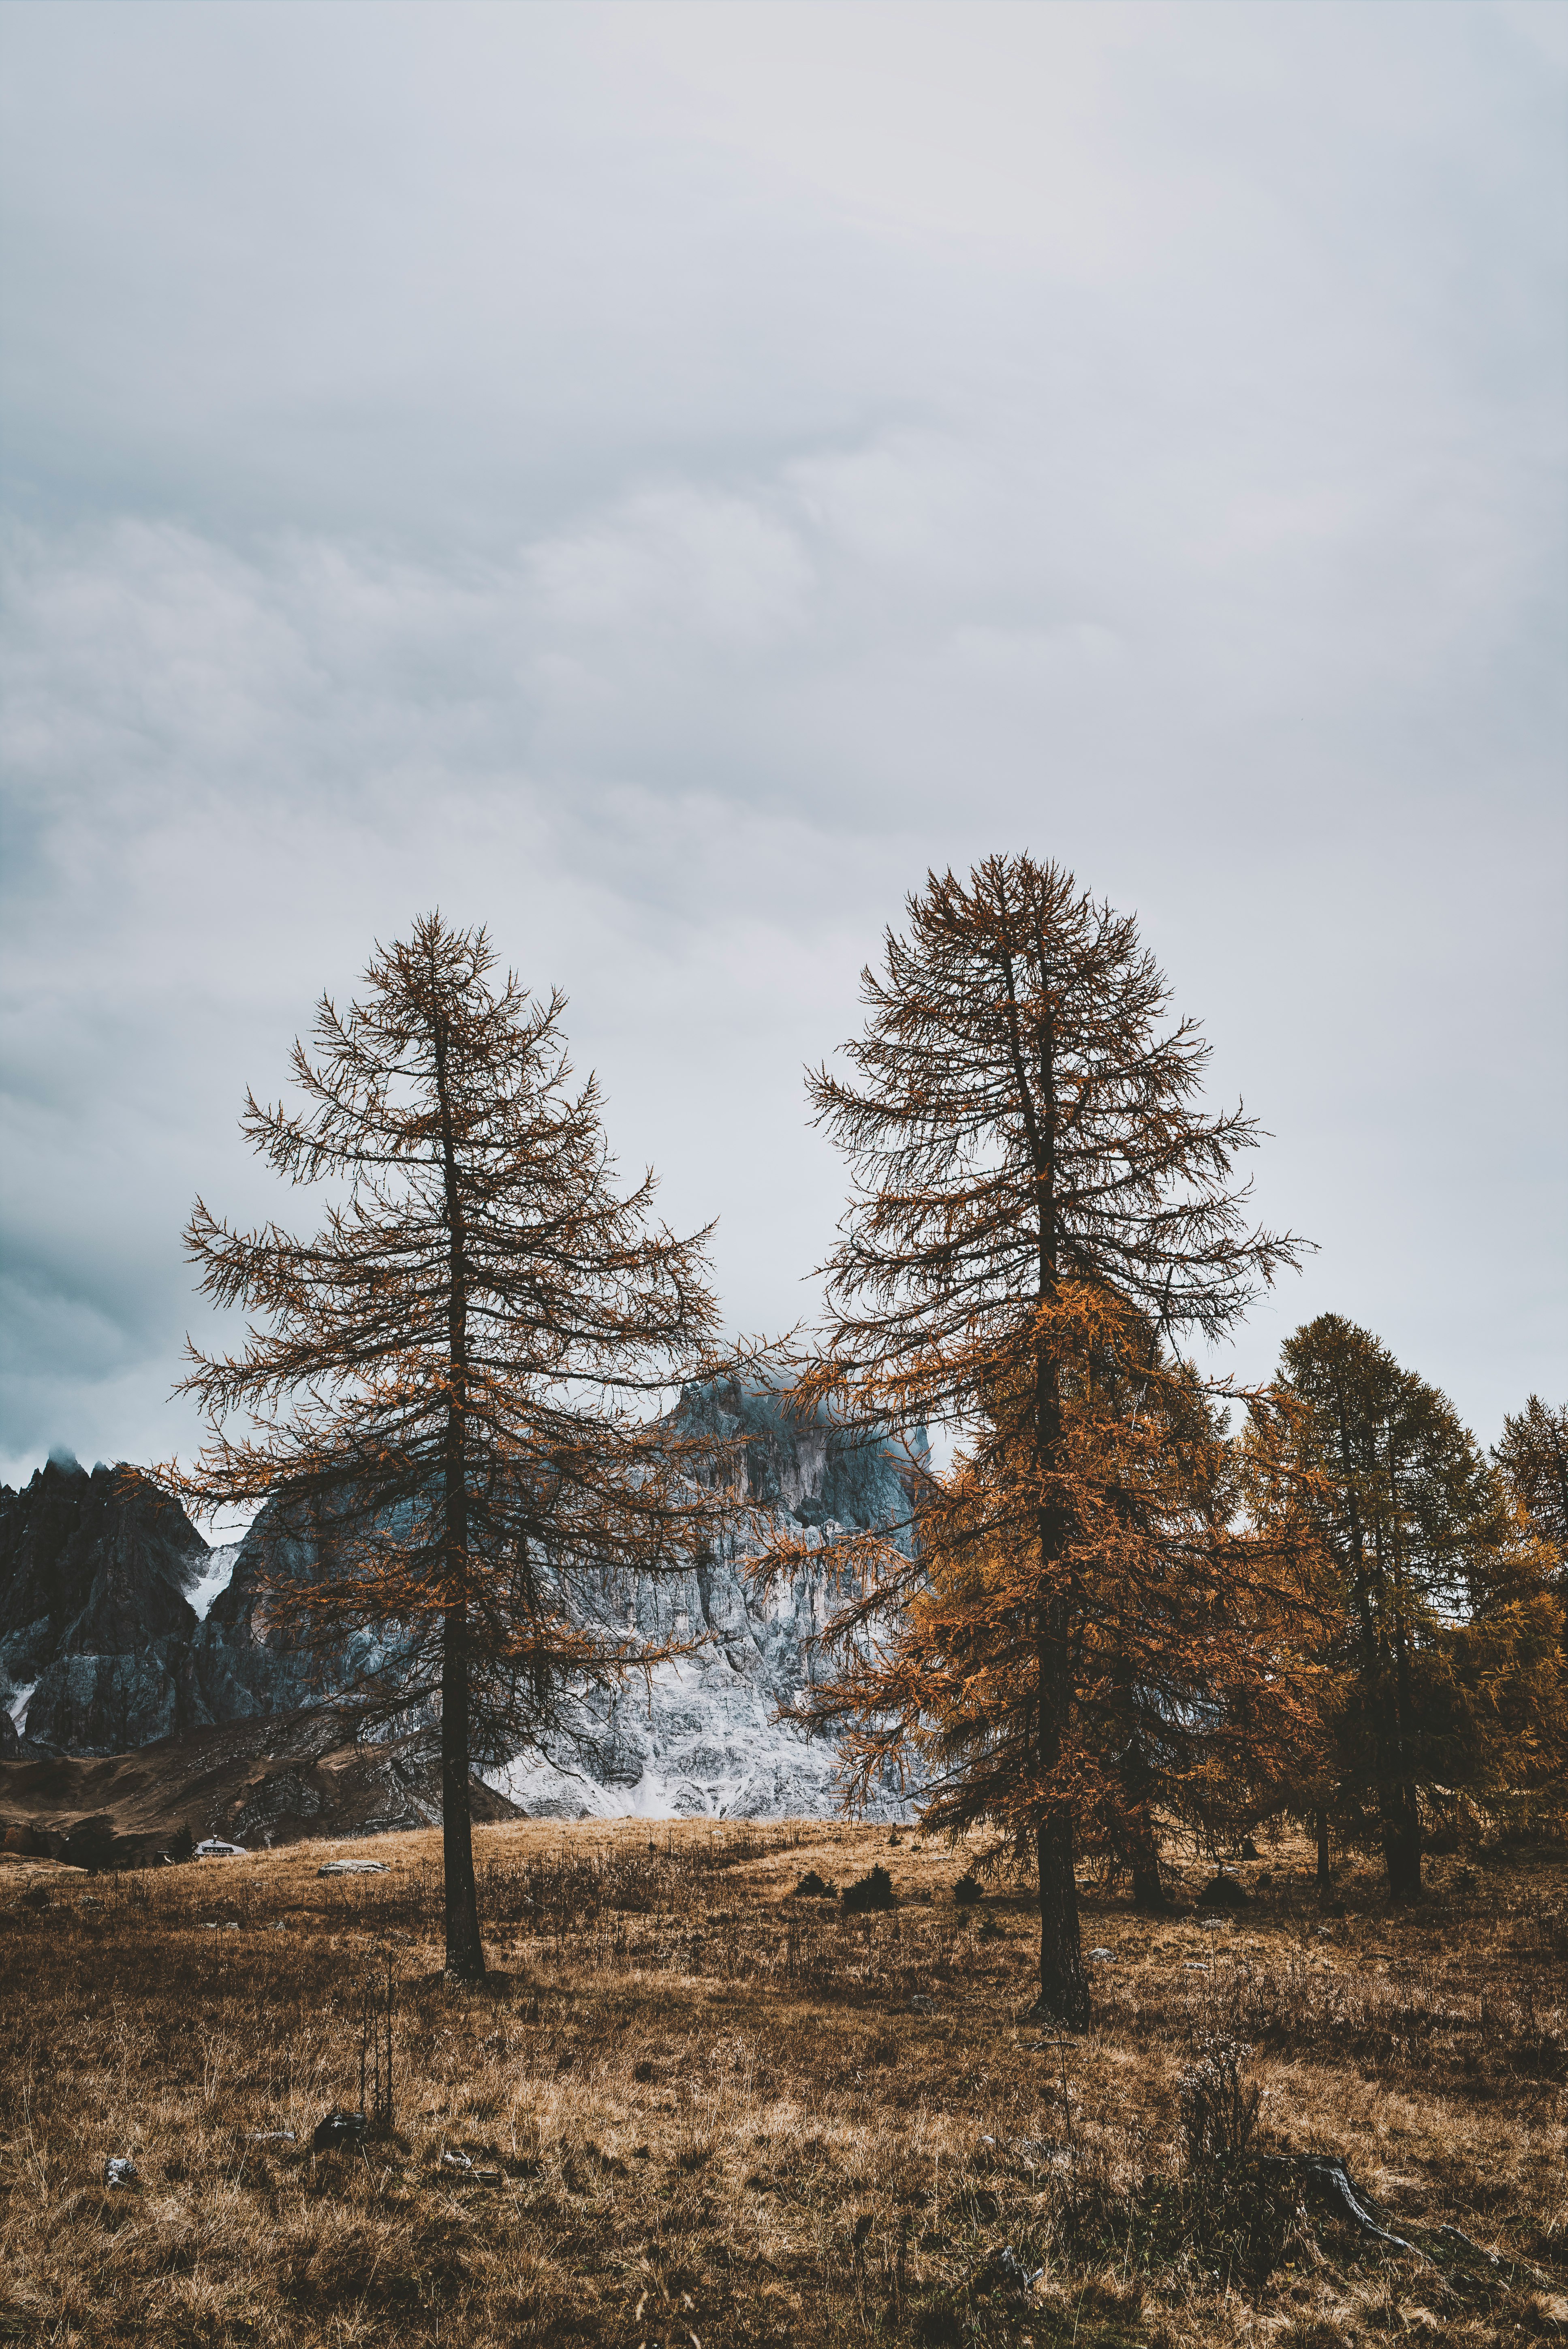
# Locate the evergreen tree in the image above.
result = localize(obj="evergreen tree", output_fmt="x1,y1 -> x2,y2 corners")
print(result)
806,1304 -> 1324,1943
1441,1544 -> 1567,1842
1259,1316 -> 1534,1900
781,856 -> 1307,2024
175,914 -> 738,1978
1493,1397 -> 1568,1600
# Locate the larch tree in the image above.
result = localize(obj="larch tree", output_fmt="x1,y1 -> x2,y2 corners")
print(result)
803,1305 -> 1327,1940
1493,1397 -> 1568,1602
175,914 -> 743,1979
775,855 -> 1309,2026
1255,1316 -> 1557,1901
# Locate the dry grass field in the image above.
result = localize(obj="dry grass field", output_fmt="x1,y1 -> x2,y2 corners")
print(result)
2,1820 -> 1564,2348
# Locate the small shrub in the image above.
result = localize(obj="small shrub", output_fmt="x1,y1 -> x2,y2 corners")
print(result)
1179,2037 -> 1262,2169
952,1873 -> 983,1907
913,2306 -> 964,2348
791,1870 -> 837,1900
842,1866 -> 896,1916
166,1822 -> 196,1863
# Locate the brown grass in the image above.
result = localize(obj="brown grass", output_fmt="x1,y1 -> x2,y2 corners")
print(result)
0,1822 -> 1564,2346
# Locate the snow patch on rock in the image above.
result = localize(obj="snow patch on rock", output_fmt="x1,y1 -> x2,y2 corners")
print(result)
184,1543 -> 241,1623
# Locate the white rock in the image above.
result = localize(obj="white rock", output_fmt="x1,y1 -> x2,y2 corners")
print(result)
317,1859 -> 388,1876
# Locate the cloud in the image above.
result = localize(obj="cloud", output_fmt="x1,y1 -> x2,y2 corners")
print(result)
0,2 -> 1563,1486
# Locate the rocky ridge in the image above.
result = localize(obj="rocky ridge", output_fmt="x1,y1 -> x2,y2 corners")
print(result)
1,1385 -> 921,1826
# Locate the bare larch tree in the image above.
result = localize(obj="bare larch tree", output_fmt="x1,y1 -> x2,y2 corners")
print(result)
781,855 -> 1306,2025
175,913 -> 742,1979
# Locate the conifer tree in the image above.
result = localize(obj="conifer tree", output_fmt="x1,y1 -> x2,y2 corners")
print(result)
1442,1534 -> 1567,1842
1493,1397 -> 1568,1599
1254,1316 -> 1557,1900
804,1303 -> 1325,1944
781,856 -> 1307,2025
175,914 -> 739,1979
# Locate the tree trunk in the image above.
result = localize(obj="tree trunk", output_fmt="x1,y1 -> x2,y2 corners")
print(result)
1031,1581 -> 1088,2020
1111,1641 -> 1168,1909
1005,937 -> 1088,2028
1315,1807 -> 1330,1893
1123,1779 -> 1169,1910
442,1601 -> 485,1979
1031,1599 -> 1089,2020
1382,1783 -> 1422,1904
1130,1842 -> 1167,1913
1371,1662 -> 1421,1904
1383,1524 -> 1423,1904
434,1005 -> 485,1981
1035,1807 -> 1089,2028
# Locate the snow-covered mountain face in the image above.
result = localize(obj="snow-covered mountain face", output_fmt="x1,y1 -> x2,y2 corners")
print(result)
487,1380 -> 923,1821
0,1387 -> 922,1821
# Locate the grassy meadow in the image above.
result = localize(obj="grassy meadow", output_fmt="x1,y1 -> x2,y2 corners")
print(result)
1,1820 -> 1564,2347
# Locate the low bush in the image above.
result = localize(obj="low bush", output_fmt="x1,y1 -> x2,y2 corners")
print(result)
842,1865 -> 896,1915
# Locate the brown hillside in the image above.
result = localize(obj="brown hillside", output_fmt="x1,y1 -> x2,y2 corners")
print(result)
0,1707 -> 519,1866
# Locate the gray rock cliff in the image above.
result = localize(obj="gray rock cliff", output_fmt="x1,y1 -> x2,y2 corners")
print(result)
1,1454 -> 207,1749
487,1380 -> 922,1819
0,1383 -> 921,1820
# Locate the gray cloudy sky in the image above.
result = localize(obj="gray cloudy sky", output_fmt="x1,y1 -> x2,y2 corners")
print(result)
2,0 -> 1564,1494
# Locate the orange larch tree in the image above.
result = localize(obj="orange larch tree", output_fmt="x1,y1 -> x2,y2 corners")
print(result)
776,855 -> 1312,2026
174,914 -> 744,1979
1251,1319 -> 1566,1899
1493,1396 -> 1568,1609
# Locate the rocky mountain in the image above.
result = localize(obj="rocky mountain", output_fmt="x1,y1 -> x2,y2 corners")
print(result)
0,1385 -> 921,1827
0,1451 -> 332,1753
487,1381 -> 921,1821
2,1452 -> 211,1751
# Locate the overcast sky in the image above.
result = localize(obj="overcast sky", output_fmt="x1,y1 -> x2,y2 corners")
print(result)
1,0 -> 1564,1497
